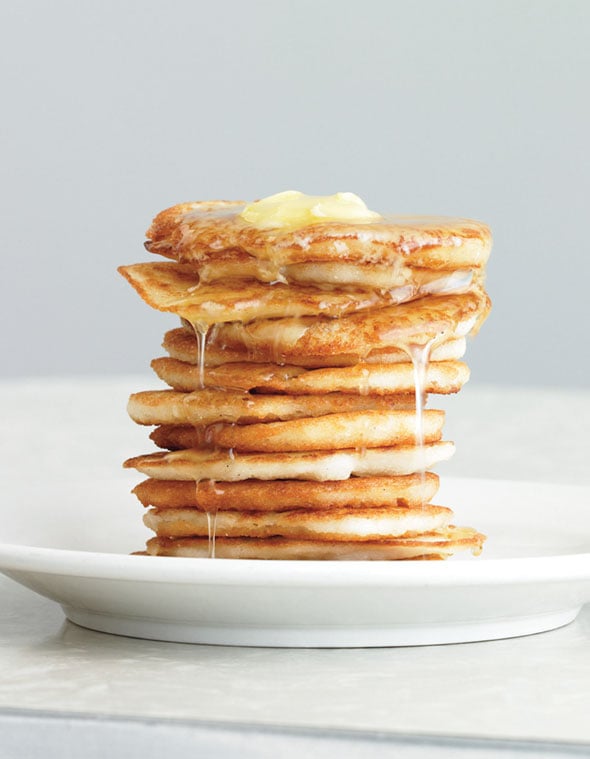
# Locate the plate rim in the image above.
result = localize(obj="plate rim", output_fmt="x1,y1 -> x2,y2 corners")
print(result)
1,542 -> 589,587
1,475 -> 590,588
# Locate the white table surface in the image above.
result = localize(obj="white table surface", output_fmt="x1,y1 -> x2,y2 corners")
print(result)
0,377 -> 589,758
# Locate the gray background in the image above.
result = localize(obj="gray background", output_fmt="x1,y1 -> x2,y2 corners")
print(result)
1,0 -> 588,387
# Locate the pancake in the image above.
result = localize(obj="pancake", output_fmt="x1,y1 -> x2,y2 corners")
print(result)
119,263 -> 475,326
149,411 -> 437,450
132,473 -> 440,510
145,201 -> 492,271
124,442 -> 455,482
151,356 -> 469,395
162,327 -> 468,368
195,409 -> 445,453
195,256 -> 478,291
143,504 -> 453,540
145,526 -> 486,560
127,388 -> 400,426
209,289 -> 490,364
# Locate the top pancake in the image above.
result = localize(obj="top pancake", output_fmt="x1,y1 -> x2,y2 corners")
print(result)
145,201 -> 492,271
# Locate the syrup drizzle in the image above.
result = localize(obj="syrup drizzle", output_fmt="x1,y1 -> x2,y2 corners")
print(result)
187,319 -> 217,557
194,322 -> 209,390
404,340 -> 436,506
205,510 -> 218,558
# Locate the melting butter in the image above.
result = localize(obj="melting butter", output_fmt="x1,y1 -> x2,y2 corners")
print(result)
239,190 -> 381,229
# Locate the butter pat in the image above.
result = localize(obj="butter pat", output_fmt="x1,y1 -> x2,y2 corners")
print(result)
240,190 -> 381,229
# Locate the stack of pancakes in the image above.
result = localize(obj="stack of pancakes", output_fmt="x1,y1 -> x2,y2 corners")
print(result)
120,199 -> 491,560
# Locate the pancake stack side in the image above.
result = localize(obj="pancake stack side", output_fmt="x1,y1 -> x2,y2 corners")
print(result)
120,199 -> 491,560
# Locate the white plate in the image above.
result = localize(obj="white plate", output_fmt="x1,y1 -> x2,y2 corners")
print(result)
0,477 -> 589,647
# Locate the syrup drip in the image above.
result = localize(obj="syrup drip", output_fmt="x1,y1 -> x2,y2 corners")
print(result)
206,509 -> 218,558
203,479 -> 225,558
194,323 -> 209,389
404,340 -> 436,507
271,324 -> 284,366
187,319 -> 218,557
358,366 -> 371,397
